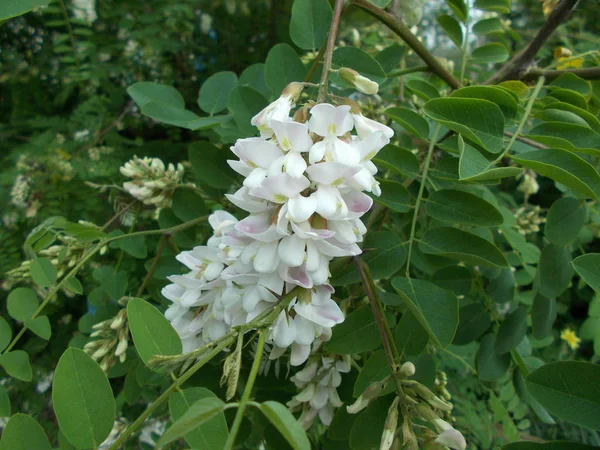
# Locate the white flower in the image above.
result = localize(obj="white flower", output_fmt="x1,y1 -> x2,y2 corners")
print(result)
352,113 -> 394,140
434,423 -> 467,450
251,82 -> 304,138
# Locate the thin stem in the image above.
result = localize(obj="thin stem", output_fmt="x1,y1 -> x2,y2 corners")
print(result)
101,200 -> 138,231
317,0 -> 345,102
3,246 -> 102,354
57,0 -> 81,72
352,0 -> 462,90
503,131 -> 547,150
496,76 -> 545,162
459,9 -> 470,84
105,215 -> 208,244
521,66 -> 600,82
304,41 -> 327,83
387,65 -> 429,78
136,235 -> 167,297
405,124 -> 442,277
223,331 -> 267,450
544,50 -> 599,70
108,339 -> 233,450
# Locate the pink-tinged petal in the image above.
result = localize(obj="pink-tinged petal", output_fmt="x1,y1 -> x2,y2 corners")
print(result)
209,210 -> 238,232
310,258 -> 330,285
272,312 -> 296,347
286,264 -> 313,288
271,119 -> 313,153
278,234 -> 306,267
227,159 -> 252,177
352,113 -> 394,140
309,141 -> 327,164
232,137 -> 283,167
315,185 -> 347,219
350,168 -> 373,191
306,161 -> 358,185
249,173 -> 310,203
236,213 -> 284,242
342,191 -> 373,216
291,221 -> 335,240
287,194 -> 317,223
327,219 -> 357,244
284,151 -> 308,178
311,285 -> 334,306
226,187 -> 272,214
290,343 -> 311,366
295,298 -> 344,328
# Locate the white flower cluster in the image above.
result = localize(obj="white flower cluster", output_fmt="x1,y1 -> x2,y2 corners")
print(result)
120,156 -> 184,209
162,83 -> 393,367
287,355 -> 351,427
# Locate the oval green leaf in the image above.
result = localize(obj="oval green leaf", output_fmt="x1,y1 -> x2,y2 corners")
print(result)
52,348 -> 116,448
0,350 -> 32,382
289,0 -> 332,50
0,414 -> 51,450
198,71 -> 238,115
324,307 -> 381,353
30,258 -> 57,287
545,197 -> 585,245
259,401 -> 311,450
265,44 -> 307,95
425,189 -> 504,226
572,253 -> 600,292
538,244 -> 573,299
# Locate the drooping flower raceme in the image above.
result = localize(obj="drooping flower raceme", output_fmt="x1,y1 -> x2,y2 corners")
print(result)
161,84 -> 393,369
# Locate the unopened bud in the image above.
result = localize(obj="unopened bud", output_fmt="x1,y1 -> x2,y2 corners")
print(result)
400,361 -> 416,377
338,68 -> 379,95
380,397 -> 399,450
281,82 -> 304,102
293,105 -> 310,123
407,381 -> 453,412
347,376 -> 390,414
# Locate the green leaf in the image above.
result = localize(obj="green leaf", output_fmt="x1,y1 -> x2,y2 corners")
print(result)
453,303 -> 492,345
265,44 -> 307,95
52,348 -> 116,448
459,143 -> 523,181
477,333 -> 511,381
289,0 -> 332,50
532,295 -> 557,340
259,401 -> 311,450
25,316 -> 51,340
499,81 -> 530,100
473,17 -> 504,34
394,310 -> 429,357
424,98 -> 505,153
172,188 -> 208,222
64,277 -> 83,295
0,318 -> 11,353
501,226 -> 540,265
372,179 -> 410,212
7,287 -> 38,322
0,414 -> 51,450
550,73 -> 592,99
472,43 -> 509,63
538,244 -> 573,298
330,231 -> 406,285
392,278 -> 458,348
445,0 -> 467,21
189,141 -> 236,189
374,145 -> 419,178
30,258 -> 57,287
543,102 -> 600,133
419,227 -> 508,268
114,234 -> 147,259
93,267 -> 128,301
324,307 -> 381,354
451,86 -> 519,121
0,351 -> 32,381
572,253 -> 600,292
495,306 -> 527,354
405,79 -> 440,101
437,14 -> 463,47
228,86 -> 269,136
526,122 -> 600,155
366,0 -> 392,6
158,396 -> 226,447
127,298 -> 182,367
385,107 -> 429,139
527,361 -> 600,429
349,395 -> 395,450
198,71 -> 238,115
425,189 -> 503,226
375,44 -> 405,73
239,63 -> 270,99
0,385 -> 10,417
536,109 -> 591,128
513,370 -> 556,425
504,442 -> 599,450
474,0 -> 510,13
127,82 -> 185,109
545,197 -> 585,245
511,149 -> 600,201
432,265 -> 472,296
353,351 -> 394,397
168,388 -> 229,450
549,88 -> 588,110
141,102 -> 226,131
333,47 -> 387,85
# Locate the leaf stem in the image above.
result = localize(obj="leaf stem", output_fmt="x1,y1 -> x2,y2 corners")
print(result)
352,0 -> 462,89
386,65 -> 429,78
459,9 -> 470,84
223,330 -> 267,450
136,235 -> 167,297
108,338 -> 233,450
405,124 -> 442,277
317,0 -> 345,102
496,76 -> 545,163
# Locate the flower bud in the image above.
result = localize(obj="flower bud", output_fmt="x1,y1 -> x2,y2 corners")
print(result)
338,68 -> 379,95
380,396 -> 399,450
281,82 -> 305,103
347,376 -> 390,414
400,361 -> 416,377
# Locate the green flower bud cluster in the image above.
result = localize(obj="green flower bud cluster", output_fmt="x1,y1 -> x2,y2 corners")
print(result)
84,303 -> 130,372
514,205 -> 545,236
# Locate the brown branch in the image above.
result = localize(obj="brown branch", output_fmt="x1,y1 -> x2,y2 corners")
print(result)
485,0 -> 579,84
504,131 -> 548,150
136,235 -> 167,297
521,66 -> 600,82
317,0 -> 345,102
304,41 -> 327,83
352,0 -> 462,90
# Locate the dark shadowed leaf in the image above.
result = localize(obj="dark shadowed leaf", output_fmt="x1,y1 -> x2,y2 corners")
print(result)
545,197 -> 585,245
324,307 -> 381,354
0,414 -> 51,450
538,244 -> 572,298
477,333 -> 511,381
260,401 -> 311,450
453,303 -> 491,345
572,253 -> 600,292
495,306 -> 527,354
